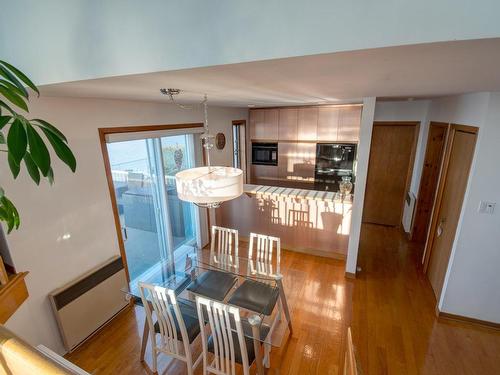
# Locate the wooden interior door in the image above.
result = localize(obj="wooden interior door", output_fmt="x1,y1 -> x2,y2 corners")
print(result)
412,122 -> 448,243
362,122 -> 419,226
425,125 -> 478,300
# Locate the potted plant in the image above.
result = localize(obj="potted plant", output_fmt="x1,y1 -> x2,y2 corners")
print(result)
0,60 -> 76,233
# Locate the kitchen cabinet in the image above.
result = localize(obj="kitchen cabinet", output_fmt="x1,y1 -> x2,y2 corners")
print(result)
297,107 -> 318,141
338,106 -> 362,142
317,106 -> 341,141
250,164 -> 278,184
249,109 -> 278,140
278,108 -> 298,141
294,142 -> 316,181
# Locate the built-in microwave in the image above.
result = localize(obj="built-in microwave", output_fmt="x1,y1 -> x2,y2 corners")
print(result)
252,142 -> 278,166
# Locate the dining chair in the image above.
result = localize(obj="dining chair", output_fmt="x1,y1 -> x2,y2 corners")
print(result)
186,226 -> 239,301
228,232 -> 282,368
195,295 -> 270,375
210,225 -> 239,270
138,282 -> 202,375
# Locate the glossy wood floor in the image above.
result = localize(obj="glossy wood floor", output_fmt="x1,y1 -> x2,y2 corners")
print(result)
66,225 -> 500,374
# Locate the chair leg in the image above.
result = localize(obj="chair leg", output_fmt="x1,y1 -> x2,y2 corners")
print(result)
151,349 -> 158,374
277,299 -> 283,322
140,319 -> 149,362
150,336 -> 158,374
264,343 -> 271,368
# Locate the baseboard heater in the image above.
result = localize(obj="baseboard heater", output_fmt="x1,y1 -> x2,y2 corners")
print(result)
49,255 -> 128,352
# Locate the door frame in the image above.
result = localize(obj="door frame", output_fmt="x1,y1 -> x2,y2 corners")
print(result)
364,121 -> 420,227
411,122 -> 449,242
422,123 -> 479,273
98,123 -> 204,282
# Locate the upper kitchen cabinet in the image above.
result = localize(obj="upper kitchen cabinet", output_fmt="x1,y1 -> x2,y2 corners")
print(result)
317,106 -> 341,141
338,106 -> 362,142
249,109 -> 279,140
278,108 -> 298,141
297,107 -> 318,141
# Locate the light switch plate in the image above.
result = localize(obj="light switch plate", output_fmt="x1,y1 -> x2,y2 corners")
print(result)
478,201 -> 496,214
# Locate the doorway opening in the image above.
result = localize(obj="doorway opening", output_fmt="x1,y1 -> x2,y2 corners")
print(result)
423,124 -> 478,300
232,120 -> 247,182
99,123 -> 206,282
412,122 -> 448,244
362,121 -> 420,227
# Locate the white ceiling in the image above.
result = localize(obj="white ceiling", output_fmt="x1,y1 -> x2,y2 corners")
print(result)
40,38 -> 500,107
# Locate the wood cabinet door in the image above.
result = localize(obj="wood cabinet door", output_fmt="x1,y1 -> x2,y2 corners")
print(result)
294,142 -> 316,181
278,142 -> 297,182
249,109 -> 264,140
338,106 -> 362,142
278,108 -> 298,141
249,109 -> 278,140
317,107 -> 340,141
297,107 -> 318,141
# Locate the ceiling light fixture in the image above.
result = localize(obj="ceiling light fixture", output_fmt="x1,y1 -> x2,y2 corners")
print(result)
173,92 -> 243,208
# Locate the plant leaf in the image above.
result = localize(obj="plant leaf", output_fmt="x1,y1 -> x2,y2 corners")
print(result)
32,118 -> 67,142
0,131 -> 5,144
0,100 -> 15,115
40,127 -> 76,172
8,152 -> 21,178
0,195 -> 20,233
24,152 -> 40,185
0,60 -> 39,96
26,122 -> 50,176
47,167 -> 54,185
7,118 -> 27,164
0,64 -> 28,97
0,79 -> 28,98
0,115 -> 11,129
0,86 -> 28,112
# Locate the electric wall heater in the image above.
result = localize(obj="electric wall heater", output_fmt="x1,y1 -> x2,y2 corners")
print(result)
49,256 -> 128,352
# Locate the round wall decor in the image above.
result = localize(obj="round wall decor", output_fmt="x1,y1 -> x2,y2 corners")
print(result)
216,133 -> 226,150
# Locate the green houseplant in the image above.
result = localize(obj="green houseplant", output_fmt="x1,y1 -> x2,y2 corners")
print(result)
0,60 -> 76,233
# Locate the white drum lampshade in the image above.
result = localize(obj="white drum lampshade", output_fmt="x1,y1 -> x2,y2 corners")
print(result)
175,166 -> 243,208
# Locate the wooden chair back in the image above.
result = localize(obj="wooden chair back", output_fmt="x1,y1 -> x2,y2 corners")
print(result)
138,282 -> 190,356
248,232 -> 281,277
210,226 -> 239,269
195,296 -> 251,375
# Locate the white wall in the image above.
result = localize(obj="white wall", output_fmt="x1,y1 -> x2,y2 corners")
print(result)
2,0 -> 500,86
0,96 -> 247,354
346,97 -> 376,274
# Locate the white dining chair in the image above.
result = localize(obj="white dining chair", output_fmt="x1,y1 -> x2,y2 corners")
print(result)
195,295 -> 269,375
138,282 -> 202,375
210,225 -> 239,270
228,232 -> 282,368
248,232 -> 281,277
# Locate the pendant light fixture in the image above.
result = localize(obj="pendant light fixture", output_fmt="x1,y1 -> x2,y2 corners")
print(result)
173,92 -> 243,208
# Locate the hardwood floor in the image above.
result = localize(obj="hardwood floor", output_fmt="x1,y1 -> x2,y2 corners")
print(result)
66,225 -> 500,374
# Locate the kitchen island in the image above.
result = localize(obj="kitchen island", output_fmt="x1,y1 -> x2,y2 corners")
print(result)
215,184 -> 352,259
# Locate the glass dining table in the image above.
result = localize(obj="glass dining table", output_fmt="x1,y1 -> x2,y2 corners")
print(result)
122,245 -> 294,374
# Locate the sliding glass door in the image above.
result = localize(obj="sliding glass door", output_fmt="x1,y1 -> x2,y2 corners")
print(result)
106,131 -> 200,281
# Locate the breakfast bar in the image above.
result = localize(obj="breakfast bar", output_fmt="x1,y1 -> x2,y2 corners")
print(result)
215,184 -> 353,259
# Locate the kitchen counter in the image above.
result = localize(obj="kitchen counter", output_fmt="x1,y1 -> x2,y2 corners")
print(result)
243,184 -> 352,203
215,184 -> 353,259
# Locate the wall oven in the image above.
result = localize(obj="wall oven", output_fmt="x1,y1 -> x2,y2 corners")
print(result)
314,143 -> 357,192
252,142 -> 278,166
